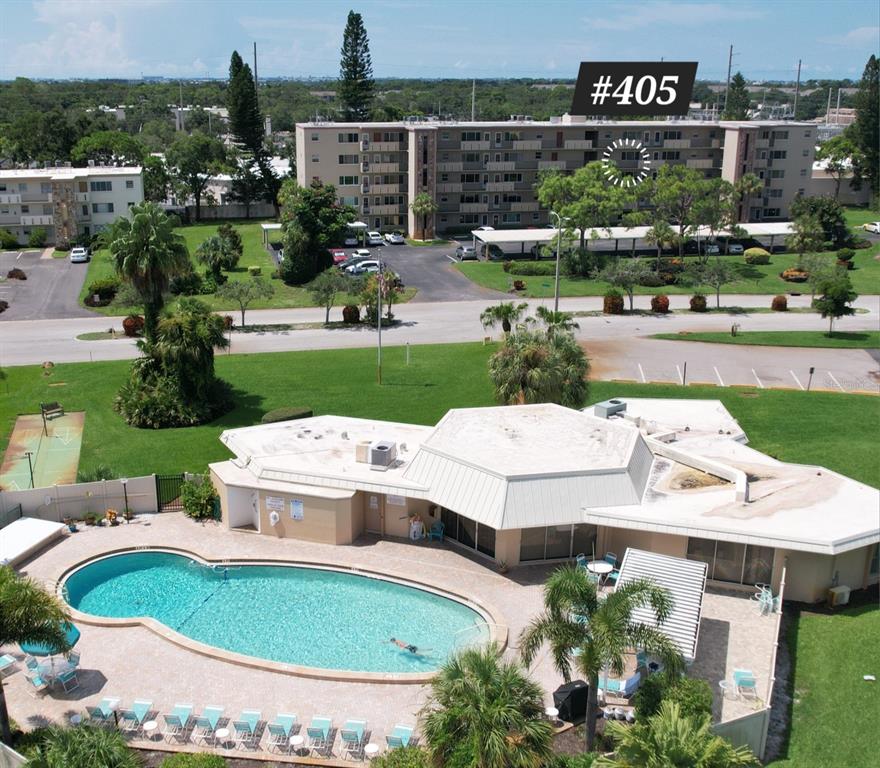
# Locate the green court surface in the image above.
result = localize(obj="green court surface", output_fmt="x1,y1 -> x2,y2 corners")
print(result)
0,412 -> 84,490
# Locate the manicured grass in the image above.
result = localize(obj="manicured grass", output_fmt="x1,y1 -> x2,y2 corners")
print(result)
406,238 -> 453,246
767,602 -> 880,768
652,331 -> 880,349
1,344 -> 877,487
79,220 -> 413,315
844,206 -> 880,229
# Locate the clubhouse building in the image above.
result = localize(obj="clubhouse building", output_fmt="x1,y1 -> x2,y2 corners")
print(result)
210,399 -> 879,604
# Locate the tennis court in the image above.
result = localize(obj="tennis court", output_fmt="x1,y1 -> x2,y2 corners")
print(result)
0,411 -> 84,490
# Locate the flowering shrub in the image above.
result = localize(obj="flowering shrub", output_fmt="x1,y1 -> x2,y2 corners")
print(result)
781,268 -> 809,283
650,294 -> 670,313
689,294 -> 708,312
122,315 -> 144,337
603,290 -> 624,315
771,295 -> 788,311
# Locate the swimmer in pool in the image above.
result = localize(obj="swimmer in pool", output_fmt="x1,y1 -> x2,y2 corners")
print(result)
390,637 -> 419,654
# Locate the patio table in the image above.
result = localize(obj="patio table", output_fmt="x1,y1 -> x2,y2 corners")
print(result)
586,561 -> 613,576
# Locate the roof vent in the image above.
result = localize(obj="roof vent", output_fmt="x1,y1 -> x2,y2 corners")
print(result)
595,399 -> 627,419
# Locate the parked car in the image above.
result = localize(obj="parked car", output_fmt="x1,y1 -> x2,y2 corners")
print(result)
456,244 -> 477,260
366,231 -> 384,246
864,221 -> 880,234
69,246 -> 90,263
354,248 -> 372,259
705,243 -> 720,255
344,234 -> 359,246
329,248 -> 348,265
345,259 -> 383,276
728,243 -> 745,255
384,232 -> 405,244
475,225 -> 495,231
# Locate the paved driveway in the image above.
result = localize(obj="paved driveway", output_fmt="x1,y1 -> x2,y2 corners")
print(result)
372,243 -> 508,303
0,249 -> 93,321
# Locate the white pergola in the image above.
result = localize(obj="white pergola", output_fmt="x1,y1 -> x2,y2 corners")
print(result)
260,222 -> 282,247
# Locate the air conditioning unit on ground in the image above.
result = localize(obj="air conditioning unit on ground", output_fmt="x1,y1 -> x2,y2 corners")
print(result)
369,440 -> 397,467
827,585 -> 850,607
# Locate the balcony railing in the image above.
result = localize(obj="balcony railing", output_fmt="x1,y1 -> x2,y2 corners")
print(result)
370,163 -> 400,173
538,160 -> 567,170
21,214 -> 54,226
686,158 -> 714,169
437,183 -> 462,193
372,141 -> 404,152
513,140 -> 542,150
486,161 -> 515,171
486,182 -> 516,192
563,139 -> 593,149
664,139 -> 691,149
461,141 -> 490,150
510,201 -> 539,211
370,184 -> 404,195
459,203 -> 487,213
438,162 -> 463,172
0,193 -> 22,204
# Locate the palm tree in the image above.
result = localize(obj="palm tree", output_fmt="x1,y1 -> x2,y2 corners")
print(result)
195,234 -> 232,281
104,202 -> 190,342
0,566 -> 71,745
489,327 -> 589,407
645,222 -> 676,268
733,173 -> 763,223
421,643 -> 553,768
596,701 -> 758,767
520,565 -> 684,753
535,305 -> 579,336
409,192 -> 438,240
480,301 -> 529,334
25,723 -> 140,768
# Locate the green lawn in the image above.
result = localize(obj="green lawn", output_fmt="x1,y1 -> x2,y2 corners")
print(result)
1,344 -> 877,487
79,220 -> 413,315
767,602 -> 880,768
652,331 -> 880,349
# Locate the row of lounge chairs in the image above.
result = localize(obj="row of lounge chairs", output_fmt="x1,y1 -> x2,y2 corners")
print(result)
84,698 -> 417,759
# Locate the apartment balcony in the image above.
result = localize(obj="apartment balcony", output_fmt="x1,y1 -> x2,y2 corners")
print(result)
463,161 -> 486,171
438,162 -> 463,172
486,182 -> 516,192
20,192 -> 50,203
538,160 -> 567,170
372,141 -> 404,152
486,161 -> 515,171
664,139 -> 691,149
711,139 -> 722,148
369,204 -> 407,216
459,203 -> 487,213
462,182 -> 486,191
371,184 -> 404,195
0,214 -> 20,226
21,214 -> 54,226
756,140 -> 771,149
510,201 -> 540,212
75,192 -> 90,203
563,139 -> 593,149
437,183 -> 462,193
371,163 -> 400,173
513,140 -> 542,150
461,141 -> 490,150
0,193 -> 22,204
686,158 -> 715,169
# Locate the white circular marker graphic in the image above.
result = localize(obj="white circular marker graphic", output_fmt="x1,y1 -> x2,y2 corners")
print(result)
600,138 -> 652,188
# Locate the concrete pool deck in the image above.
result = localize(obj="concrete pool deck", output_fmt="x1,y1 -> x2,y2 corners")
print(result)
3,513 -> 778,757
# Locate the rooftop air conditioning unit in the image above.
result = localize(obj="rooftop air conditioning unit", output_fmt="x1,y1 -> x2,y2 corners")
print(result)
355,441 -> 371,463
594,399 -> 627,419
369,440 -> 397,467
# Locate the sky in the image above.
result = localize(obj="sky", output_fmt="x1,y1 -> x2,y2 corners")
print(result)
0,0 -> 878,82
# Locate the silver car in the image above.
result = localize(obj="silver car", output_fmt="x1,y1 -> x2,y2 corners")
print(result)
69,247 -> 90,263
456,244 -> 477,260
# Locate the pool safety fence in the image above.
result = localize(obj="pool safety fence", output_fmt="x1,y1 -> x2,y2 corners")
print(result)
0,474 -> 160,522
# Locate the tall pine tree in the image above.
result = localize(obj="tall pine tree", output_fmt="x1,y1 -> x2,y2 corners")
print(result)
723,72 -> 750,120
338,11 -> 374,121
850,54 -> 879,199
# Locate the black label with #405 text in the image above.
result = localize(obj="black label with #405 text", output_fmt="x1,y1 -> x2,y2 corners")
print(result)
571,62 -> 698,116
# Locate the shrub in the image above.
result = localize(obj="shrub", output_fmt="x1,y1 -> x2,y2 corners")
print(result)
850,237 -> 872,249
658,257 -> 684,273
342,304 -> 360,324
659,271 -> 677,285
122,315 -> 144,337
822,240 -> 835,251
501,261 -> 513,273
689,293 -> 707,312
223,314 -> 234,330
261,406 -> 313,424
200,275 -> 219,294
6,268 -> 26,280
248,265 -> 261,276
603,289 -> 624,315
507,260 -> 556,276
548,755 -> 598,768
115,371 -> 232,429
0,300 -> 8,314
0,228 -> 18,249
372,746 -> 433,768
54,242 -> 71,252
744,247 -> 771,265
837,259 -> 854,270
562,249 -> 608,278
771,294 -> 788,311
180,474 -> 218,520
650,294 -> 670,313
836,248 -> 854,262
27,227 -> 47,248
87,277 -> 121,303
638,272 -> 664,287
633,675 -> 713,720
169,271 -> 204,296
77,464 -> 117,483
217,223 -> 243,268
781,268 -> 809,283
161,752 -> 227,768
512,279 -> 526,291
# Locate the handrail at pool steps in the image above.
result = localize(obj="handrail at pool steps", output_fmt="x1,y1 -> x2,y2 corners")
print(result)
452,620 -> 505,650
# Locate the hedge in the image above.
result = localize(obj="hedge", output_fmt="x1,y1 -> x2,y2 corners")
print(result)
261,407 -> 314,424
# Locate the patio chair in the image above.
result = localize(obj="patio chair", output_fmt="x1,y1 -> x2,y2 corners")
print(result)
86,706 -> 113,727
131,699 -> 153,730
161,714 -> 186,743
191,716 -> 217,746
25,672 -> 49,698
66,651 -> 81,667
386,724 -> 415,749
733,668 -> 758,699
307,715 -> 333,757
57,669 -> 79,693
340,719 -> 367,760
0,654 -> 17,677
427,520 -> 445,542
169,703 -> 194,732
233,720 -> 258,750
603,552 -> 621,585
575,553 -> 588,570
118,708 -> 142,736
266,722 -> 292,753
24,656 -> 39,672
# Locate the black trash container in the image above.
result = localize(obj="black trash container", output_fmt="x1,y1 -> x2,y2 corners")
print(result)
553,679 -> 589,722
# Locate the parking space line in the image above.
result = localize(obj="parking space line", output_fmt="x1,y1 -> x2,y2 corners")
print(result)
445,255 -> 459,264
675,364 -> 683,385
638,363 -> 646,383
751,369 -> 764,389
827,372 -> 845,392
790,370 -> 805,391
713,366 -> 724,387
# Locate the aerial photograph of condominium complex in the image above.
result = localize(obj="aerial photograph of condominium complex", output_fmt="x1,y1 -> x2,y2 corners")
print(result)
0,1 -> 877,766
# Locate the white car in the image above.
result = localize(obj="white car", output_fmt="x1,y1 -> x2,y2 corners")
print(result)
69,247 -> 90,263
476,225 -> 495,231
704,244 -> 720,255
366,231 -> 384,246
384,232 -> 405,245
728,244 -> 744,255
353,248 -> 372,259
863,221 -> 880,234
345,259 -> 382,276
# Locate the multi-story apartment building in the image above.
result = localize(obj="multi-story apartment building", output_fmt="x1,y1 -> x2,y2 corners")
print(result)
295,115 -> 816,237
0,165 -> 144,245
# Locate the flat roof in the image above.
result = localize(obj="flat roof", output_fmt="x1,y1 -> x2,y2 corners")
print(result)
298,118 -> 816,130
0,166 -> 142,179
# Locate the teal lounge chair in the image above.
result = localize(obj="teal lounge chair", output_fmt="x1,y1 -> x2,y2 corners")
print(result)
427,520 -> 445,541
161,713 -> 186,743
232,709 -> 261,749
0,654 -> 17,677
118,708 -> 141,736
266,721 -> 293,753
307,715 -> 333,757
86,705 -> 114,727
191,716 -> 216,746
25,672 -> 48,698
733,668 -> 758,699
386,723 -> 414,749
340,719 -> 367,759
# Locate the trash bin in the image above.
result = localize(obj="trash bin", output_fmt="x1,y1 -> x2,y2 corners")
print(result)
553,679 -> 589,722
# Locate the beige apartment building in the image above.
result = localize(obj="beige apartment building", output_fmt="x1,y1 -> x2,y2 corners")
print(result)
295,116 -> 816,237
0,165 -> 144,246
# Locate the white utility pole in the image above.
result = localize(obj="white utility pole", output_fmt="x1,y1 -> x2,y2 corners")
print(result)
835,88 -> 842,124
471,79 -> 476,121
723,45 -> 734,114
793,59 -> 802,119
826,88 -> 832,124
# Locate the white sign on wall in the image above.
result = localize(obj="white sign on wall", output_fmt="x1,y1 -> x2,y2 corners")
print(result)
386,494 -> 406,507
369,495 -> 379,510
266,496 -> 284,513
290,499 -> 304,520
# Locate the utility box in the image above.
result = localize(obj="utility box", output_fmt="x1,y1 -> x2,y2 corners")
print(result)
594,399 -> 627,419
827,585 -> 851,607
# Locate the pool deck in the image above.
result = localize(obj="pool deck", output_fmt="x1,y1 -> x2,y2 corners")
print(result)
3,513 -> 778,758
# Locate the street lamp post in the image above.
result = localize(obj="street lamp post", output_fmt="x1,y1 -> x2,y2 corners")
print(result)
120,477 -> 129,520
24,451 -> 35,489
550,211 -> 568,313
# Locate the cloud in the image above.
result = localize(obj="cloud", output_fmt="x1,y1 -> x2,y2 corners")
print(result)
820,26 -> 880,46
590,1 -> 765,31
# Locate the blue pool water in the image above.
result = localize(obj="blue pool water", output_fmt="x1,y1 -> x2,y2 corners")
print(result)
63,551 -> 489,673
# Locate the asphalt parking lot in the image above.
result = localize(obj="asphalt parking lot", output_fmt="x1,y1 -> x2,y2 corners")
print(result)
0,249 -> 92,320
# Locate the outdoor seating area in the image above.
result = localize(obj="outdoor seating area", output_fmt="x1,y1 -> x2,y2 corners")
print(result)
78,697 -> 417,760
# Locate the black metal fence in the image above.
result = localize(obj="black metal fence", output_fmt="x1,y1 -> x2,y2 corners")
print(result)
155,474 -> 185,513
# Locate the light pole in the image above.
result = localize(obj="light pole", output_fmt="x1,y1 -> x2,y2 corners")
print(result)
550,211 -> 569,313
24,451 -> 34,489
120,477 -> 129,519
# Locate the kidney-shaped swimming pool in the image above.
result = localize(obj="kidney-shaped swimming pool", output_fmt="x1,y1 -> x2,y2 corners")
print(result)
63,550 -> 491,675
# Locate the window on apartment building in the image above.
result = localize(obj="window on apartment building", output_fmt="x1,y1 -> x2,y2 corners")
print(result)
338,176 -> 359,186
440,174 -> 448,182
460,214 -> 479,224
42,204 -> 51,214
0,207 -> 8,215
128,202 -> 135,208
761,130 -> 770,139
337,133 -> 359,143
340,196 -> 358,206
92,202 -> 114,213
532,213 -> 539,220
620,151 -> 639,161
0,184 -> 6,192
40,183 -> 51,193
440,196 -> 448,203
125,180 -> 134,189
461,173 -> 482,183
338,154 -> 359,164
770,150 -> 787,159
90,181 -> 112,192
311,133 -> 319,141
768,189 -> 783,198
802,149 -> 809,156
663,130 -> 682,140
440,216 -> 448,223
82,205 -> 88,216
502,213 -> 521,223
773,131 -> 789,140
519,524 -> 597,562
769,170 -> 785,178
20,205 -> 29,213
441,133 -> 449,140
19,183 -> 28,191
502,173 -> 523,183
604,133 -> 612,139
800,168 -> 807,176
622,131 -> 639,140
804,130 -> 812,138
686,537 -> 773,585
502,194 -> 522,203
463,153 -> 481,163
660,151 -> 680,160
797,188 -> 805,196
764,208 -> 781,217
461,131 -> 481,142
535,151 -> 542,160
311,155 -> 320,162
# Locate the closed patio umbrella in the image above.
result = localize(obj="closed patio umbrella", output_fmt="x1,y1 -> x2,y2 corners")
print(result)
20,621 -> 80,656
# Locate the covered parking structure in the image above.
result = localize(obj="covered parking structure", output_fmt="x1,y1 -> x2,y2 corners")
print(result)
471,222 -> 796,258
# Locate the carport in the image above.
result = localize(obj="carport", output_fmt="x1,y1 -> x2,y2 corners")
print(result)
470,228 -> 574,258
260,222 -> 282,247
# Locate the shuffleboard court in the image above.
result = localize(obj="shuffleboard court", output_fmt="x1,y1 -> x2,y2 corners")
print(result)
0,412 -> 84,490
